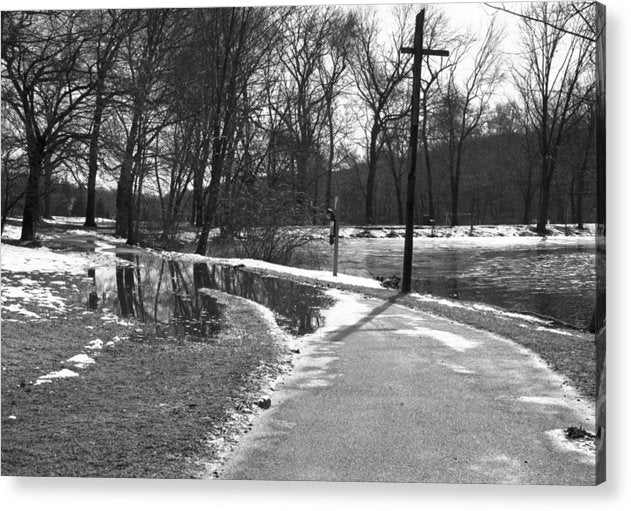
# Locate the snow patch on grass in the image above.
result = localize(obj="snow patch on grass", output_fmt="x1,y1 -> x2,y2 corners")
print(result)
34,368 -> 80,385
105,335 -> 125,347
67,353 -> 96,369
2,303 -> 41,318
1,243 -> 91,274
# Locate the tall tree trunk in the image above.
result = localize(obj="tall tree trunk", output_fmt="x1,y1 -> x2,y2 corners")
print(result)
365,121 -> 379,225
324,97 -> 335,217
521,145 -> 535,225
115,109 -> 141,238
448,140 -> 459,227
192,133 -> 210,227
85,85 -> 105,228
295,138 -> 310,209
575,167 -> 585,229
576,115 -> 595,229
312,161 -> 320,225
450,177 -> 459,227
450,137 -> 467,227
536,162 -> 554,234
421,110 -> 435,221
522,187 -> 532,225
196,135 -> 225,255
20,138 -> 45,241
42,153 -> 53,219
127,126 -> 147,246
385,138 -> 404,225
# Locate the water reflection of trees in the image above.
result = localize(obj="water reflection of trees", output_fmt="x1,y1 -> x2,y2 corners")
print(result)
110,255 -> 222,340
97,254 -> 331,338
115,253 -> 145,320
204,264 -> 330,336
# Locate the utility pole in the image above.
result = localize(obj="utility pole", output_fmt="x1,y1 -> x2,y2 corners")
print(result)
400,9 -> 448,293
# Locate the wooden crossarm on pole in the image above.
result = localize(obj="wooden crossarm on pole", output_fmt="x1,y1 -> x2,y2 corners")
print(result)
400,9 -> 449,294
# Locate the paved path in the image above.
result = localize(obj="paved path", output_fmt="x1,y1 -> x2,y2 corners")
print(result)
219,290 -> 595,485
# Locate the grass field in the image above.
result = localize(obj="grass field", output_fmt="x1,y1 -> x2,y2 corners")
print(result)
1,270 -> 291,478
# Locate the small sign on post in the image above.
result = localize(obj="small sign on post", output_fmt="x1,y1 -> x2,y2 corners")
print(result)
327,196 -> 340,277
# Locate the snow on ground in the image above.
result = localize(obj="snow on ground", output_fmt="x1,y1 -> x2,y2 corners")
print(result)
1,228 -> 132,389
170,252 -> 384,289
1,242 -> 105,319
337,223 -> 596,239
545,428 -> 596,463
66,353 -> 97,369
1,243 -> 96,275
34,368 -> 80,385
41,216 -> 115,228
1,280 -> 67,315
411,292 -> 560,326
2,303 -> 41,318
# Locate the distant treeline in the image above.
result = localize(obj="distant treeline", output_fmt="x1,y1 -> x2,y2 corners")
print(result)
2,4 -> 597,248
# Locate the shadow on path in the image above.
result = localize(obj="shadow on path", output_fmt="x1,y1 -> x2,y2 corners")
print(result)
327,293 -> 403,343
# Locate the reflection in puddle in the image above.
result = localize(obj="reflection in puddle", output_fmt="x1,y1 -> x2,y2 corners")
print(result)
201,264 -> 332,335
89,254 -> 223,342
89,253 -> 332,340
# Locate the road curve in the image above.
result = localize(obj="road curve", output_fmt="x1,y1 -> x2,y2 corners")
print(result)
219,289 -> 595,485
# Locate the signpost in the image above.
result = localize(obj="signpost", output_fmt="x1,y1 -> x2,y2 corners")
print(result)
400,9 -> 449,293
327,196 -> 340,276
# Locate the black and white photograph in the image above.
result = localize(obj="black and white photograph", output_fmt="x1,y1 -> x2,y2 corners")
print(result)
0,0 -> 625,507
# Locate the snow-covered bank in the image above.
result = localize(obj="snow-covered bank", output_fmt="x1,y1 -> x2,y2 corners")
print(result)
338,223 -> 596,239
168,251 -> 384,290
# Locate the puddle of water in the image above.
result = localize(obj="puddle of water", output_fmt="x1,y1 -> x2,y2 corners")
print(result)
201,264 -> 333,336
88,252 -> 332,341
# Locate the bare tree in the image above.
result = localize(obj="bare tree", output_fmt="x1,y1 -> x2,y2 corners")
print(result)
1,103 -> 27,231
113,9 -> 174,244
435,16 -> 503,227
83,10 -> 130,227
351,5 -> 414,225
418,8 -> 458,222
2,11 -> 96,241
383,116 -> 407,224
318,12 -> 357,215
195,7 -> 279,255
512,2 -> 593,234
268,6 -> 355,222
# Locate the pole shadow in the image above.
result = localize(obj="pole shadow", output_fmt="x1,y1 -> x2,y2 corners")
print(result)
327,293 -> 405,344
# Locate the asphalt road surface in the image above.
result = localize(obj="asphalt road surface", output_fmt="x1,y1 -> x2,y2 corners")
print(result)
219,290 -> 596,485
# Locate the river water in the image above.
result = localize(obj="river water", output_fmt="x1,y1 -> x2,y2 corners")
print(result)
322,236 -> 597,329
